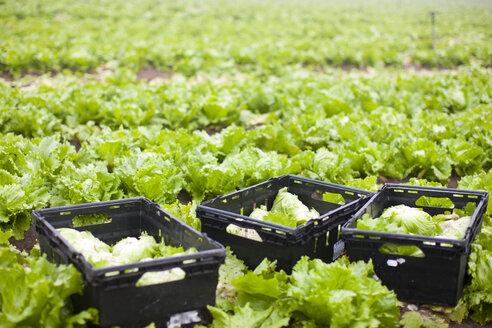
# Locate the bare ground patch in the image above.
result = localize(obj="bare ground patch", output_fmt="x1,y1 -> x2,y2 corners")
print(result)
136,68 -> 172,82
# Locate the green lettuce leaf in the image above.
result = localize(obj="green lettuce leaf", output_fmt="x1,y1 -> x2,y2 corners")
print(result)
270,187 -> 319,225
357,205 -> 442,237
208,303 -> 276,328
400,311 -> 448,328
0,231 -> 98,327
461,226 -> 492,324
287,256 -> 399,327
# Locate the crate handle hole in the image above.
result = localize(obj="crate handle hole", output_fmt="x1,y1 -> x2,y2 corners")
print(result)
72,212 -> 112,227
321,192 -> 345,205
136,268 -> 186,287
415,196 -> 454,208
226,224 -> 263,242
379,244 -> 425,258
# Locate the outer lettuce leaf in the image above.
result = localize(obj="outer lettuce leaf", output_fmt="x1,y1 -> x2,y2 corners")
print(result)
51,161 -> 123,208
249,206 -> 269,221
233,271 -> 283,310
216,256 -> 398,328
0,136 -> 58,239
400,311 -> 448,328
261,212 -> 298,228
270,187 -> 319,225
58,229 -> 194,268
112,234 -> 157,264
438,216 -> 471,240
220,146 -> 299,188
0,231 -> 98,327
459,169 -> 492,220
160,200 -> 201,231
300,147 -> 356,184
287,257 -> 399,328
115,150 -> 183,204
357,205 -> 442,237
461,226 -> 492,324
216,248 -> 249,312
247,189 -> 319,228
344,176 -> 379,192
58,228 -> 115,268
380,205 -> 442,236
208,303 -> 277,328
183,159 -> 241,201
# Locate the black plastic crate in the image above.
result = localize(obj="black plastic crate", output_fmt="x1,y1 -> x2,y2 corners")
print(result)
196,175 -> 372,272
32,197 -> 226,328
341,184 -> 488,306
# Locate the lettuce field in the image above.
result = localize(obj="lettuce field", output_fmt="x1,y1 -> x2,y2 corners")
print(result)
1,0 -> 491,327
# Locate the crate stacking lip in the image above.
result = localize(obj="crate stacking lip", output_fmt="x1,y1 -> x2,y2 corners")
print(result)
341,183 -> 488,306
32,197 -> 226,328
196,175 -> 373,272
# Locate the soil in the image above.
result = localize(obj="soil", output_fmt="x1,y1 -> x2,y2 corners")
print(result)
69,137 -> 82,152
447,171 -> 461,188
400,302 -> 491,328
377,173 -> 461,189
402,63 -> 447,72
377,175 -> 412,184
449,319 -> 491,328
204,125 -> 223,135
9,224 -> 38,253
136,68 -> 172,82
177,189 -> 192,205
0,72 -> 13,81
0,71 -> 57,82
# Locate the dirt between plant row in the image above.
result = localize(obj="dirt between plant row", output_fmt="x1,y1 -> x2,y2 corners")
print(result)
0,63 -> 462,85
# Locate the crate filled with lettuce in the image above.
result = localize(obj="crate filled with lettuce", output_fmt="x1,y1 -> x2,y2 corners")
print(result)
196,175 -> 372,272
341,184 -> 488,306
32,197 -> 226,328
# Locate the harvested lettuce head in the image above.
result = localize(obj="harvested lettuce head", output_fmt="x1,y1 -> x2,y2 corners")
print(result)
226,224 -> 263,242
112,233 -> 158,264
270,187 -> 319,224
249,206 -> 268,221
439,216 -> 471,239
57,228 -> 190,268
247,188 -> 320,228
58,228 -> 115,268
380,205 -> 442,236
136,268 -> 186,287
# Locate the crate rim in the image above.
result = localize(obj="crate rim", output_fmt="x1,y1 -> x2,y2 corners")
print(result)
197,174 -> 374,233
32,197 -> 226,281
381,183 -> 489,196
200,174 -> 373,206
31,197 -> 151,216
341,183 -> 489,248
